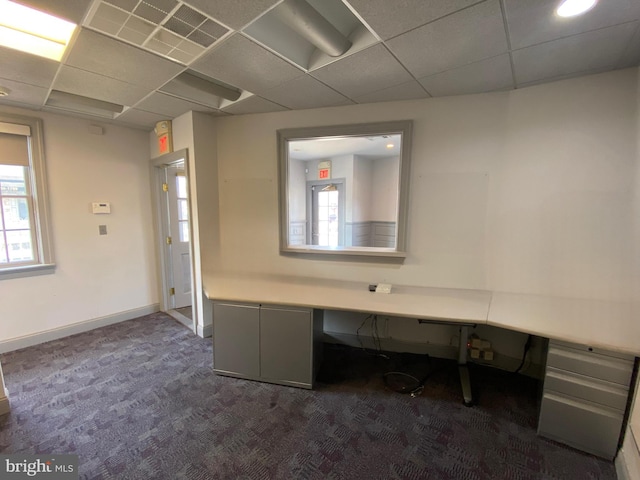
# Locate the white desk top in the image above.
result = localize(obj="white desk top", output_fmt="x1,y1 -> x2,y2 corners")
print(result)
203,273 -> 491,323
203,273 -> 640,356
489,292 -> 640,356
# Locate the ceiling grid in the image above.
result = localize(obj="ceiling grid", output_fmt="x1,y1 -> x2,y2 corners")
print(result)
0,0 -> 637,129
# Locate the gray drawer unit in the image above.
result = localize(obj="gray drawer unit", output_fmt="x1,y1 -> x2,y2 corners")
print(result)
538,340 -> 636,459
213,302 -> 324,389
539,392 -> 626,460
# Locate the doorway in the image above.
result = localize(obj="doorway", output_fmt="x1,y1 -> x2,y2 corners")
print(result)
307,179 -> 345,247
152,150 -> 195,332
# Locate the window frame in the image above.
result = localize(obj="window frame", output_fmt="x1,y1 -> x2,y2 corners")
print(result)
0,113 -> 55,279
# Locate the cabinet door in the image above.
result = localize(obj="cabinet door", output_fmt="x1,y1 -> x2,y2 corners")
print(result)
213,303 -> 260,378
260,306 -> 312,387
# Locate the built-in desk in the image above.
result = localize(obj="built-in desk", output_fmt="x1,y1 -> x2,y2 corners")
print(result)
203,274 -> 640,458
204,273 -> 491,404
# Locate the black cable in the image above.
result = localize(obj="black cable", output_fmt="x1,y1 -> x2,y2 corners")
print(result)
383,358 -> 453,397
356,314 -> 388,359
514,334 -> 533,374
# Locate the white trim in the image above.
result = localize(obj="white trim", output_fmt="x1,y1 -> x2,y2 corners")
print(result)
0,390 -> 9,416
197,323 -> 212,338
616,427 -> 640,480
0,263 -> 55,280
0,304 -> 160,353
167,309 -> 192,329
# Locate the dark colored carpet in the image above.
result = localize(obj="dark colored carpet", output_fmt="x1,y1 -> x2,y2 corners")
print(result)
0,312 -> 616,479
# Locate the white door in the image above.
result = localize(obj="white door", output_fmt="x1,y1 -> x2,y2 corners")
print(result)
165,164 -> 191,308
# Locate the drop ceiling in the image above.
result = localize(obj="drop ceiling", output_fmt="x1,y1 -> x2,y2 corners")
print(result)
0,0 -> 638,130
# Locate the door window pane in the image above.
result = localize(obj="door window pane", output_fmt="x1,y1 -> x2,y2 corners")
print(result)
178,199 -> 189,221
316,190 -> 339,247
176,174 -> 187,198
179,221 -> 189,242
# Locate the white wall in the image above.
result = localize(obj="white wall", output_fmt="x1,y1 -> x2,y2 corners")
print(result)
0,106 -> 157,345
210,68 -> 638,301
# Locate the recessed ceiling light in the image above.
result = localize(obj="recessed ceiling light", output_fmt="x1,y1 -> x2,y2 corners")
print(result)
0,0 -> 76,61
556,0 -> 598,17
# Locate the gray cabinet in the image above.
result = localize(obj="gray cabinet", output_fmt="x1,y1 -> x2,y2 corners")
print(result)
538,339 -> 635,459
212,302 -> 323,389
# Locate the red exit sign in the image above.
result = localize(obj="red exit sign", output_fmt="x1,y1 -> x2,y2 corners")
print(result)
319,168 -> 330,179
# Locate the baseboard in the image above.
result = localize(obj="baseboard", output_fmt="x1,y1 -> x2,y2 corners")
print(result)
0,389 -> 10,416
616,427 -> 640,480
197,323 -> 213,338
167,310 -> 194,331
0,304 -> 160,354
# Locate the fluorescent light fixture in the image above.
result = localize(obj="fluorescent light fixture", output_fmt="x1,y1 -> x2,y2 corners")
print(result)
46,90 -> 124,117
556,0 -> 598,17
172,72 -> 241,102
0,0 -> 76,61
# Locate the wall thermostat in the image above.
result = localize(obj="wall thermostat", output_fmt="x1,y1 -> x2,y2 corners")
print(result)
92,202 -> 111,214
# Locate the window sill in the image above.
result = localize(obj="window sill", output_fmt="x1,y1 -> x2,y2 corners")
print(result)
0,263 -> 56,280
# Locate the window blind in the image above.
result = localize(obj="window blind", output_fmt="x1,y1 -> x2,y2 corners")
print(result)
0,122 -> 30,167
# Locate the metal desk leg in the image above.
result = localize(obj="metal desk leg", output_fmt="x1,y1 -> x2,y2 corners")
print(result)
458,325 -> 473,406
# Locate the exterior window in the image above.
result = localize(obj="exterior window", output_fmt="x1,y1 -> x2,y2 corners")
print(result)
0,114 -> 54,279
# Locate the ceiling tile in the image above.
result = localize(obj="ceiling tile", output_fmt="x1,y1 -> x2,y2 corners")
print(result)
504,0 -> 640,51
512,22 -> 638,85
0,79 -> 49,108
346,0 -> 480,40
65,29 -> 184,88
386,0 -> 508,79
261,75 -> 352,110
54,66 -> 154,106
190,34 -> 303,94
134,92 -> 219,116
419,54 -> 514,97
182,0 -> 280,29
311,44 -> 413,98
17,0 -> 93,23
352,80 -> 430,104
0,47 -> 59,87
221,96 -> 289,115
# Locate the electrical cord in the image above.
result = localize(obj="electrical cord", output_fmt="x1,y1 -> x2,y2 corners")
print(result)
515,334 -> 533,374
383,356 -> 454,397
356,314 -> 388,359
